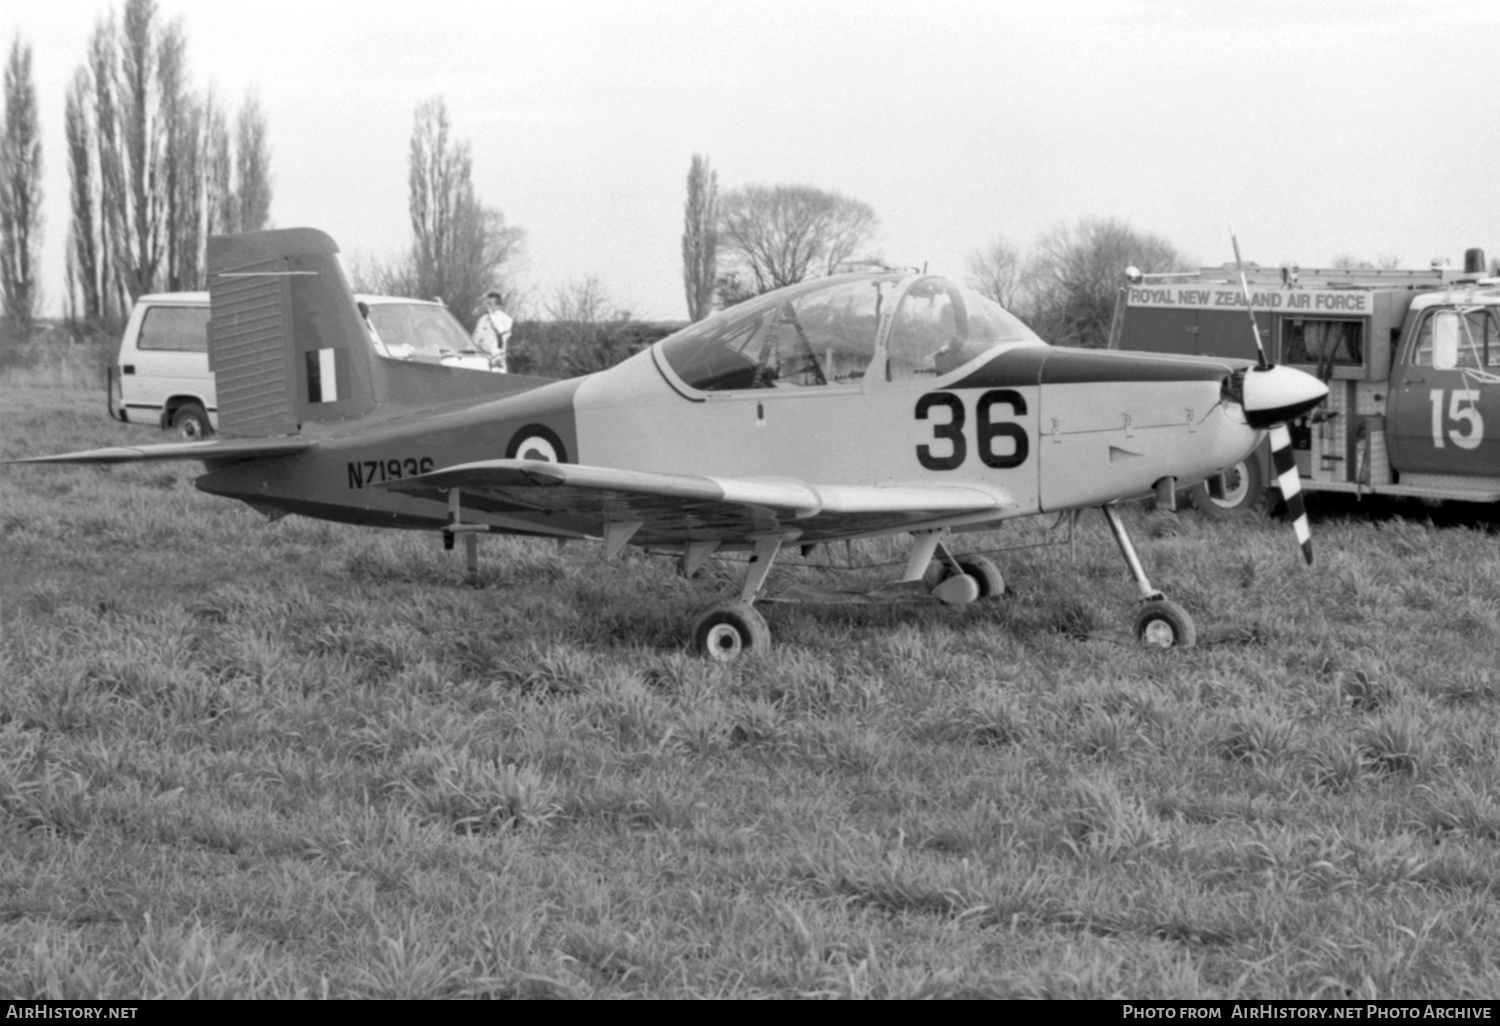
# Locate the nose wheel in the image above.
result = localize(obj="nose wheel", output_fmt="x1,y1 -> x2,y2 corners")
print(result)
1134,599 -> 1196,649
1101,505 -> 1197,649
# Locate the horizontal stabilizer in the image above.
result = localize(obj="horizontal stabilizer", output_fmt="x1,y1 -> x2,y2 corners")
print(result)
10,437 -> 312,465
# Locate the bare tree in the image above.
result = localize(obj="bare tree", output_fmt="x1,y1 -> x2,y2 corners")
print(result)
542,275 -> 635,377
717,184 -> 877,299
0,33 -> 44,333
1330,254 -> 1402,270
346,253 -> 417,299
547,275 -> 627,325
406,96 -> 523,327
1025,217 -> 1188,348
965,235 -> 1024,310
234,90 -> 271,231
681,154 -> 717,322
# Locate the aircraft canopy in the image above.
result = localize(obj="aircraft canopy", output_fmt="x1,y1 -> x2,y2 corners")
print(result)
657,273 -> 1042,392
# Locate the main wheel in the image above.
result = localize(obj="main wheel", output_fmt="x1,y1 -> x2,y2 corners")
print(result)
1134,599 -> 1196,649
954,556 -> 1004,598
169,402 -> 212,440
1183,457 -> 1263,517
692,602 -> 770,662
929,556 -> 1005,599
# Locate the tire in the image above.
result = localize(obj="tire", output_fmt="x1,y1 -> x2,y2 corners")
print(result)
955,556 -> 1004,598
1134,599 -> 1196,649
932,556 -> 1005,598
1183,456 -> 1263,517
692,602 -> 770,662
169,402 -> 212,441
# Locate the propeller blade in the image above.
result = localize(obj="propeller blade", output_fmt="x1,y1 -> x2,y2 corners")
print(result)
1230,225 -> 1270,371
1268,424 -> 1313,565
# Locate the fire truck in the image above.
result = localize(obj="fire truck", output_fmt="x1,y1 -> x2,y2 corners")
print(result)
1114,250 -> 1500,513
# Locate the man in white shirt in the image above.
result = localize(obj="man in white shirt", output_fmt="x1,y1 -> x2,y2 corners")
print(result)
472,291 -> 514,372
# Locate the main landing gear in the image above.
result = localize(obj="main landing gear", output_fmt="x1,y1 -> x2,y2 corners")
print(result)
690,536 -> 781,661
687,510 -> 1195,659
688,530 -> 1007,662
1100,504 -> 1196,649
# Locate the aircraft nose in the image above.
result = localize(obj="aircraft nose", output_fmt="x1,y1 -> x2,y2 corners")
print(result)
1238,364 -> 1329,429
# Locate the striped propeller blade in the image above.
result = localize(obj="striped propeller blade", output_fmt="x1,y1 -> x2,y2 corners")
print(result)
1269,425 -> 1313,565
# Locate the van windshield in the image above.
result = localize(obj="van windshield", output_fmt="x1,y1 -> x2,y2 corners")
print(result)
366,303 -> 477,358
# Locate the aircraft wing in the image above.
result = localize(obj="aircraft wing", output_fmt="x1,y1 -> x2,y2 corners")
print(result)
10,437 -> 314,465
381,459 -> 1014,543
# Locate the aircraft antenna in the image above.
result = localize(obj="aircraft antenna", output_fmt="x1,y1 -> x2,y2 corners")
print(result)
1230,225 -> 1270,370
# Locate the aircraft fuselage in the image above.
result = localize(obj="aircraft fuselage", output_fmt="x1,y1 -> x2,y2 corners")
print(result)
196,342 -> 1259,542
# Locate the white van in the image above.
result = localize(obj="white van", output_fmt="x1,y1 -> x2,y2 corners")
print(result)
109,292 -> 498,437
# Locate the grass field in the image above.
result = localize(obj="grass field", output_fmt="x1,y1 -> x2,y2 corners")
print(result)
3,384 -> 1500,998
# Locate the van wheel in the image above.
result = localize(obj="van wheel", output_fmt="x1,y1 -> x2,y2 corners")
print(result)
170,403 -> 212,440
1183,457 -> 1264,517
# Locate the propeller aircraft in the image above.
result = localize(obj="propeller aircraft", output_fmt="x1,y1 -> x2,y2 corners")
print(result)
13,228 -> 1328,659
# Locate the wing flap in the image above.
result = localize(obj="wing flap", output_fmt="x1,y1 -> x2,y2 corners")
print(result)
10,437 -> 313,465
380,459 -> 1012,543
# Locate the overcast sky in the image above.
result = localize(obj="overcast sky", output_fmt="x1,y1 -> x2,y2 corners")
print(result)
8,0 -> 1500,321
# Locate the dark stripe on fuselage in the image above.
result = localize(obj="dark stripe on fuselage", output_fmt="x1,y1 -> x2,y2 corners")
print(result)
950,347 -> 1233,390
649,346 -> 708,402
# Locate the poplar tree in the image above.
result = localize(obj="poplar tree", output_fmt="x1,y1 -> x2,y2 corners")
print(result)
0,33 -> 43,333
65,1 -> 276,321
407,96 -> 523,328
234,91 -> 271,232
681,154 -> 717,322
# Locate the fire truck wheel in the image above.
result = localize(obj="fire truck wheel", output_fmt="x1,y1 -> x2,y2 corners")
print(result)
1183,457 -> 1264,517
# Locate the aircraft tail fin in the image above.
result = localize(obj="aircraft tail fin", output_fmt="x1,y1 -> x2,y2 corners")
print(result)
207,228 -> 378,437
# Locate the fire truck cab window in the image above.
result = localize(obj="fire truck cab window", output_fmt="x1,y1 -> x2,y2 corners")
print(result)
1411,308 -> 1500,370
1283,318 -> 1362,367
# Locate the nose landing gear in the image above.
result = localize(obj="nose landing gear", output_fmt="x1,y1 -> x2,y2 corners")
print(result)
1100,504 -> 1196,649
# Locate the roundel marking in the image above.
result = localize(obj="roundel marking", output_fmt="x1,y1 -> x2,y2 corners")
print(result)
505,424 -> 569,464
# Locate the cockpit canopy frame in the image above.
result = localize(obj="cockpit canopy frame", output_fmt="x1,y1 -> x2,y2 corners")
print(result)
654,272 -> 1044,395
